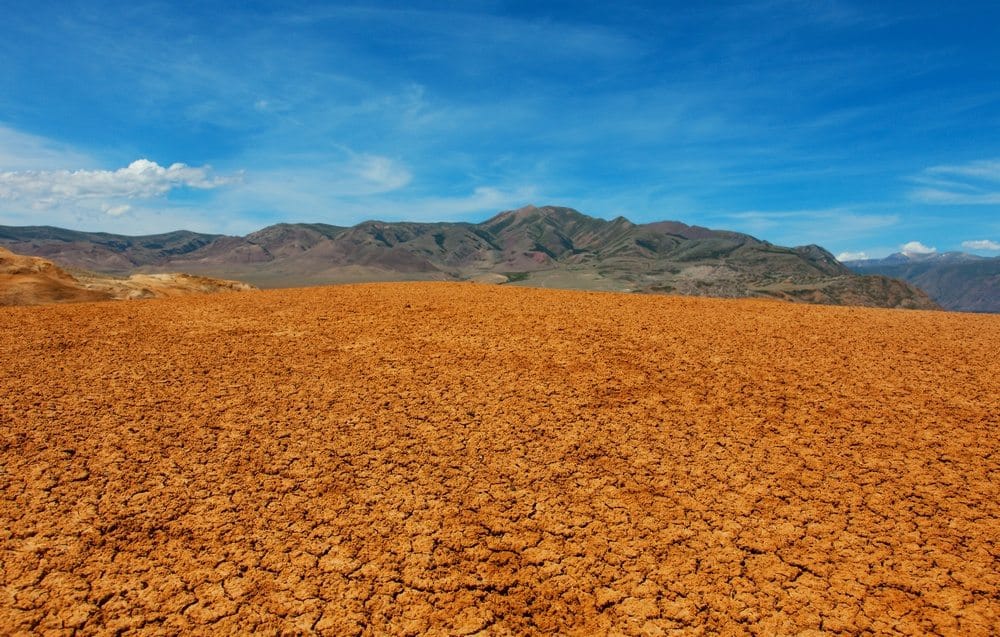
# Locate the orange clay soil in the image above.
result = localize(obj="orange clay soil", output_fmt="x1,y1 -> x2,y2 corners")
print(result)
1,282 -> 998,635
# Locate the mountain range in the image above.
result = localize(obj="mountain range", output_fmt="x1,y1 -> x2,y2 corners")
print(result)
844,251 -> 1000,313
0,205 -> 937,309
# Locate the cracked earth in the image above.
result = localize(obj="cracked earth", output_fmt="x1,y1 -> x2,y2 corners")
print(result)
1,282 -> 998,635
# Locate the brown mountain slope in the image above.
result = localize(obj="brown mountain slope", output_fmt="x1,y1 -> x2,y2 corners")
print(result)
1,283 -> 996,633
0,205 -> 937,309
0,247 -> 255,306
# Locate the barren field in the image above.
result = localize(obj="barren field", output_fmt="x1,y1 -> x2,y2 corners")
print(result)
1,283 -> 998,635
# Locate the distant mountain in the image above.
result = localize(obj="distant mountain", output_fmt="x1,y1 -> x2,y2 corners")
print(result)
0,205 -> 937,309
0,246 -> 254,306
848,251 -> 986,268
845,252 -> 999,313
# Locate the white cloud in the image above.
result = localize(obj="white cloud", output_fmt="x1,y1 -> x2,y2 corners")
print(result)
0,136 -> 244,232
102,203 -> 132,217
910,159 -> 1000,204
962,239 -> 1000,252
836,251 -> 869,261
0,159 -> 235,207
901,240 -> 936,255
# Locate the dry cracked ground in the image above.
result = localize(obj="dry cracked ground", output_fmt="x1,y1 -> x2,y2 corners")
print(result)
1,283 -> 998,635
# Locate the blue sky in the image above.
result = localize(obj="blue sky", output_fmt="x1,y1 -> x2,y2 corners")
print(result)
0,0 -> 998,259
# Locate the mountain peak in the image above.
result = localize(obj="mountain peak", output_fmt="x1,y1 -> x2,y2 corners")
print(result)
487,204 -> 537,222
868,251 -> 986,265
487,204 -> 607,224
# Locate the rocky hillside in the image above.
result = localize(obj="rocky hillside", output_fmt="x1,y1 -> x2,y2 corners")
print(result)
0,247 -> 254,306
1,205 -> 936,309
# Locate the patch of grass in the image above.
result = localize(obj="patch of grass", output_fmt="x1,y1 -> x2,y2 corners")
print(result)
504,272 -> 530,283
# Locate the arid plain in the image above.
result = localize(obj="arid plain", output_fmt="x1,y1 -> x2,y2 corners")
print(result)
1,283 -> 998,635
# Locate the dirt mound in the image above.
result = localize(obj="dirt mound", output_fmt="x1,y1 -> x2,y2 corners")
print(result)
0,246 -> 109,305
1,283 -> 997,634
76,271 -> 256,300
0,246 -> 254,306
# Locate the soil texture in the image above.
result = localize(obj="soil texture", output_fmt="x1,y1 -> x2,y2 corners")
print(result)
1,283 -> 997,635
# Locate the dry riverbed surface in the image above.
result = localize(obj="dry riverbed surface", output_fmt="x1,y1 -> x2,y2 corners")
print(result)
1,283 -> 998,634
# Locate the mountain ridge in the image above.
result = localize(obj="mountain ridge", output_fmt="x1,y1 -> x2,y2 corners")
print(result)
0,205 -> 937,309
845,252 -> 1000,312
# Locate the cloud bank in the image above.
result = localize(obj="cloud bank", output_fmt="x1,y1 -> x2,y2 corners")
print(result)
961,239 -> 1000,251
0,159 -> 234,207
836,251 -> 869,261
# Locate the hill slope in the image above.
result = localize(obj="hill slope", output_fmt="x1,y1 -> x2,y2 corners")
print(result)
0,246 -> 255,306
846,252 -> 1000,312
0,205 -> 936,309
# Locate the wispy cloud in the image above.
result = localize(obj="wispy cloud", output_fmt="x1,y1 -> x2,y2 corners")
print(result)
910,159 -> 1000,204
910,188 -> 1000,206
927,160 -> 1000,181
0,121 -> 536,233
278,5 -> 641,67
1,1 -> 997,251
377,185 -> 539,222
962,239 -> 1000,251
216,152 -> 410,211
718,208 -> 900,244
0,124 -> 95,171
349,155 -> 412,194
912,190 -> 1000,205
217,165 -> 536,226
